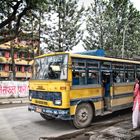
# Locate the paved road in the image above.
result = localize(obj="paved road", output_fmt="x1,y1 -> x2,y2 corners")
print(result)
0,105 -> 139,140
0,105 -> 78,140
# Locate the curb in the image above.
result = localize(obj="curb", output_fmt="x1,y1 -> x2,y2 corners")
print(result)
0,98 -> 29,105
0,101 -> 10,104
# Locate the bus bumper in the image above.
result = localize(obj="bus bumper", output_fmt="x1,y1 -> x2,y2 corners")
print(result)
28,104 -> 72,120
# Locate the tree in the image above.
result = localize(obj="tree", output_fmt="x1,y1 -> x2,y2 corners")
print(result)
121,5 -> 140,58
0,0 -> 49,80
83,0 -> 140,58
104,0 -> 140,58
21,0 -> 50,56
83,0 -> 107,51
45,0 -> 84,52
0,0 -> 49,44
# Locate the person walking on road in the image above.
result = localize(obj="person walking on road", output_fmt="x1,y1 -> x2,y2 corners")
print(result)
132,75 -> 140,131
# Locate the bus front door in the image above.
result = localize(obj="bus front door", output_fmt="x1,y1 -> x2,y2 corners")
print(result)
102,72 -> 112,112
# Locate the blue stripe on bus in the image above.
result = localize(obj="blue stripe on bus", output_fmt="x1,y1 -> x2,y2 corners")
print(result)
70,92 -> 133,106
112,102 -> 133,111
112,92 -> 133,99
70,96 -> 103,106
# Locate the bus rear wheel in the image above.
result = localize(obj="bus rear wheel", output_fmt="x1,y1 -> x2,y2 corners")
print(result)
73,103 -> 93,129
40,113 -> 54,120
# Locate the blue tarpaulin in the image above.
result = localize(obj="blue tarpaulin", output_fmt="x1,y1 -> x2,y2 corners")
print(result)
76,49 -> 105,57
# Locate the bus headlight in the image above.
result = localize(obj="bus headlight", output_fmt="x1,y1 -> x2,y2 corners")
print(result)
53,92 -> 62,105
29,93 -> 32,101
54,100 -> 62,105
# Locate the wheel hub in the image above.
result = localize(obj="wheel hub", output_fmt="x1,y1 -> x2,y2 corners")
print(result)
78,109 -> 88,122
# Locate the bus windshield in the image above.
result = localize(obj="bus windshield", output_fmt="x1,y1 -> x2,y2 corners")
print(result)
33,54 -> 68,80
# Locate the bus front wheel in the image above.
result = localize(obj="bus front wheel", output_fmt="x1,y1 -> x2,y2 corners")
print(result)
40,113 -> 54,120
73,103 -> 93,129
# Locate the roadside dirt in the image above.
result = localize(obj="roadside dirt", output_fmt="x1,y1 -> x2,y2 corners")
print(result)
39,108 -> 140,140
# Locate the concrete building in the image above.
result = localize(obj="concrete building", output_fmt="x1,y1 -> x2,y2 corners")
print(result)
0,38 -> 38,80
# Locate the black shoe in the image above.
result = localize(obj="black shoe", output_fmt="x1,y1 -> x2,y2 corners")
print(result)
131,128 -> 137,131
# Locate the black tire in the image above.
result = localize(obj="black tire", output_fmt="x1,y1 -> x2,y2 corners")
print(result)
40,113 -> 54,120
73,103 -> 93,129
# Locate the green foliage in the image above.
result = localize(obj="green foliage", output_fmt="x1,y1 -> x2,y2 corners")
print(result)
44,0 -> 84,52
83,0 -> 107,50
83,0 -> 140,58
0,0 -> 49,44
0,0 -> 84,53
104,0 -> 140,58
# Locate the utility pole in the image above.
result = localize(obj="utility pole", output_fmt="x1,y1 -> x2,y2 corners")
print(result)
121,26 -> 126,58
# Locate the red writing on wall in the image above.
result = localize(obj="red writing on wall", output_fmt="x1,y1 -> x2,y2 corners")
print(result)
18,86 -> 28,94
0,86 -> 16,94
0,85 -> 28,95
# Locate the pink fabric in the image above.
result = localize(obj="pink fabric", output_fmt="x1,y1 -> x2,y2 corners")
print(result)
133,83 -> 140,111
132,100 -> 140,128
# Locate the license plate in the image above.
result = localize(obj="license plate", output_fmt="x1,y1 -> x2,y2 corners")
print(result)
36,107 -> 42,113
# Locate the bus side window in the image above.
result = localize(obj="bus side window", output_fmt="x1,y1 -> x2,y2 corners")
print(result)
79,72 -> 86,85
87,72 -> 98,84
72,58 -> 86,85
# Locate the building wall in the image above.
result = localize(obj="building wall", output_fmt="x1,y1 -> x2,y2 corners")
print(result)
0,42 -> 34,81
0,81 -> 29,98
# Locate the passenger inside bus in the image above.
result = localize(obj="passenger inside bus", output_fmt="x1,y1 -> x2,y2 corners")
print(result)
72,72 -> 80,85
79,73 -> 85,85
125,73 -> 130,82
116,74 -> 121,83
88,73 -> 98,84
113,72 -> 121,83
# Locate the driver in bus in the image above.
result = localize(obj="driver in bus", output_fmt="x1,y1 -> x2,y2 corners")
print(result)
48,67 -> 56,78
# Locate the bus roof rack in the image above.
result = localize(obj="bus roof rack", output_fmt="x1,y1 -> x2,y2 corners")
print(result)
75,49 -> 105,57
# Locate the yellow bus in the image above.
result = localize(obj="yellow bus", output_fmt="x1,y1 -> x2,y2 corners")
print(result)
28,52 -> 140,128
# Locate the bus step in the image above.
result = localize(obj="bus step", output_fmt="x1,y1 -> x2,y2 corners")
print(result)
101,111 -> 112,116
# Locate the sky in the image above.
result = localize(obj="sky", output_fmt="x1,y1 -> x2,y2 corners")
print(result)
79,0 -> 140,10
128,0 -> 140,10
71,0 -> 140,53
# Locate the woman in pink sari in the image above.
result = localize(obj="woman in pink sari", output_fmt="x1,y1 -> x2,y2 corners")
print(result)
132,76 -> 140,131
